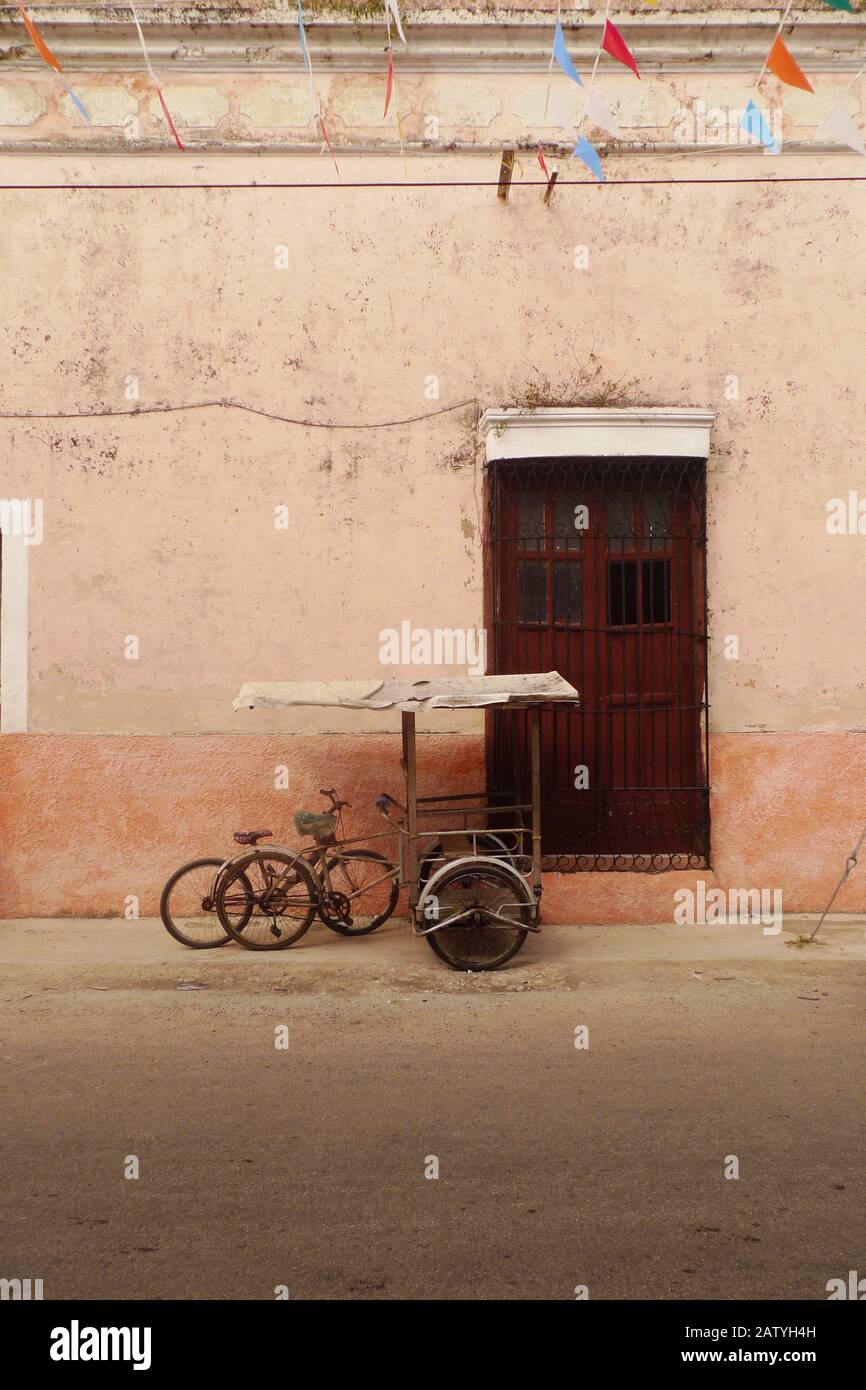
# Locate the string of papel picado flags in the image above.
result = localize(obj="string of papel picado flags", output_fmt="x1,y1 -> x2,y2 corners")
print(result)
10,2 -> 866,171
539,0 -> 865,183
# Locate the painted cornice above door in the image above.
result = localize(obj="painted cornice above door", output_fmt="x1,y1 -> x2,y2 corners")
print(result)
480,406 -> 717,460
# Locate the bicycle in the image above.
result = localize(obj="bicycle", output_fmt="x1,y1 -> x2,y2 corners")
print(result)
214,789 -> 400,950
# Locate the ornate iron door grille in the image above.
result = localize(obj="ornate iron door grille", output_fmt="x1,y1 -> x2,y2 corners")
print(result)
487,456 -> 710,871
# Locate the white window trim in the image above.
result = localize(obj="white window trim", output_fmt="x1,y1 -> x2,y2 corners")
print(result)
479,406 -> 716,462
1,531 -> 28,732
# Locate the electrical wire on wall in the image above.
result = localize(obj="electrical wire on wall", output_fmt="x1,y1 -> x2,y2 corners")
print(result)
0,398 -> 481,430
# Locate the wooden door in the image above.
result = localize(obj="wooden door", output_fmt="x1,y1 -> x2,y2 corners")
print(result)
488,458 -> 709,868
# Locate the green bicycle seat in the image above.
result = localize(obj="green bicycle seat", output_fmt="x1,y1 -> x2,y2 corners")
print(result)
294,810 -> 337,843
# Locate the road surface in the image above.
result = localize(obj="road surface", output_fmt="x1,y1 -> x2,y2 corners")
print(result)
1,917 -> 864,1300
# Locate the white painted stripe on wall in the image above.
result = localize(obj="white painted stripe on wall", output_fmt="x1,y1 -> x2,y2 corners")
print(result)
1,530 -> 28,732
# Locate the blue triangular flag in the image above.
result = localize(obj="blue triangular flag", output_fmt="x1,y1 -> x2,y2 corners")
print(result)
573,133 -> 604,181
553,21 -> 583,86
741,99 -> 780,154
297,0 -> 312,75
66,87 -> 92,124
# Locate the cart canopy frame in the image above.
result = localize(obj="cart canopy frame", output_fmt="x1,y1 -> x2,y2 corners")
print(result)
233,671 -> 580,912
234,671 -> 579,713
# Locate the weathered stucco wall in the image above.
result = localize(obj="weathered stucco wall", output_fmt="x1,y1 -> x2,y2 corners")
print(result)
1,5 -> 864,918
1,151 -> 865,736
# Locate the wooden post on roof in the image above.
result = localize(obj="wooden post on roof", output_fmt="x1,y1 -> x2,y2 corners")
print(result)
497,148 -> 515,201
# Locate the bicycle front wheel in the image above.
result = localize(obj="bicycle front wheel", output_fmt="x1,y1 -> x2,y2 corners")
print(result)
216,850 -> 318,950
320,849 -> 399,935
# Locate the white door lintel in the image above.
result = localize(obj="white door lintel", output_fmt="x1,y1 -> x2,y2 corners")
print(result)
480,407 -> 716,461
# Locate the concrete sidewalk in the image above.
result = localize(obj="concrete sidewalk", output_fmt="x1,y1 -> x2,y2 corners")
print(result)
0,914 -> 864,977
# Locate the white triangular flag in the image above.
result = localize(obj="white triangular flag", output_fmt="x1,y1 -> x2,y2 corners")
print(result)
819,99 -> 865,156
386,0 -> 408,45
544,86 -> 577,132
586,87 -> 622,140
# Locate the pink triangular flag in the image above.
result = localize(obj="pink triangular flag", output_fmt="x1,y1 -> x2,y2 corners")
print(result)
544,86 -> 577,131
819,100 -> 866,156
586,88 -> 622,139
384,49 -> 394,117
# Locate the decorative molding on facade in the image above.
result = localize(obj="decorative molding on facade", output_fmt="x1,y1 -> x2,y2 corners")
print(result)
480,406 -> 717,461
1,8 -> 863,152
1,10 -> 865,74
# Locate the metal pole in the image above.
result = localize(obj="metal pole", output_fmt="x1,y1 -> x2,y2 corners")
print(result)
809,823 -> 866,941
402,710 -> 419,909
530,706 -> 542,898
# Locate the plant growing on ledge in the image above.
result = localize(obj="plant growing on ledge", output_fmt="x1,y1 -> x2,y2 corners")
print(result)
508,351 -> 644,412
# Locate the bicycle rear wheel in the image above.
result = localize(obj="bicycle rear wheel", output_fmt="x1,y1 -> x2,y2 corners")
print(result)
160,857 -> 253,949
216,849 -> 318,950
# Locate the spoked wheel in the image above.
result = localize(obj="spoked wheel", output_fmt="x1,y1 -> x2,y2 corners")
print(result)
160,857 -> 253,949
421,859 -> 532,971
319,849 -> 399,936
216,849 -> 318,950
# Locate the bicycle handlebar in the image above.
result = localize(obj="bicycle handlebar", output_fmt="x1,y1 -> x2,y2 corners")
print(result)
320,787 -> 351,811
376,791 -> 406,817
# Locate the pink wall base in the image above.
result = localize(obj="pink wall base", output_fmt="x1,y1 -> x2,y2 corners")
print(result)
1,731 -> 863,919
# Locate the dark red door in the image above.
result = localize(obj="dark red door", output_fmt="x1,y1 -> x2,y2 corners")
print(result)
488,458 -> 709,868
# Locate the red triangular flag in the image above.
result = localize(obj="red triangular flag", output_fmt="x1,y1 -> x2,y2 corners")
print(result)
156,86 -> 185,152
766,36 -> 814,94
601,19 -> 640,80
536,142 -> 549,178
384,49 -> 394,117
316,113 -> 341,178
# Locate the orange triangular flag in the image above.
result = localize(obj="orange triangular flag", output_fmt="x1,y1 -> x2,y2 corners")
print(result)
17,3 -> 62,73
766,36 -> 814,94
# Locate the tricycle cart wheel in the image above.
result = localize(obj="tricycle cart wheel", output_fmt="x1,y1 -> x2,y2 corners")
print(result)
419,833 -> 518,889
419,859 -> 532,972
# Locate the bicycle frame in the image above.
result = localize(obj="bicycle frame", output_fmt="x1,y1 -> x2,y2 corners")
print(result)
298,813 -> 400,906
210,842 -> 305,906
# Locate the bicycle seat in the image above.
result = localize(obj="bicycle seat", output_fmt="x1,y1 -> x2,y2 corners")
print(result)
233,829 -> 274,846
294,811 -> 337,843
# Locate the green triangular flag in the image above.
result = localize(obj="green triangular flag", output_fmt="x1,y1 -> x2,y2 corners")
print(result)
821,0 -> 854,10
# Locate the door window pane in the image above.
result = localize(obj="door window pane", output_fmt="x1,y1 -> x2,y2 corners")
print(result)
643,494 -> 670,552
517,560 -> 547,623
553,495 -> 587,551
642,558 -> 671,624
606,495 -> 635,553
608,560 -> 638,626
516,495 -> 545,543
553,562 -> 583,624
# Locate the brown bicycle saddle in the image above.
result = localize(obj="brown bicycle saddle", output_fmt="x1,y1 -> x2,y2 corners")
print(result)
233,829 -> 274,846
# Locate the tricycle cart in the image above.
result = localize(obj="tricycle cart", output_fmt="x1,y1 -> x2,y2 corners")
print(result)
233,671 -> 579,971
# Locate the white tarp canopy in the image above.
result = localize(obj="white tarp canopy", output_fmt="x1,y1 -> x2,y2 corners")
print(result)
233,671 -> 579,713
